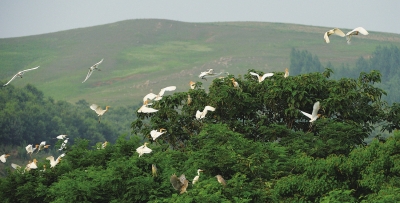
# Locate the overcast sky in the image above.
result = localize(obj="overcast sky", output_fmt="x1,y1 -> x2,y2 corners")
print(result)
0,1 -> 399,38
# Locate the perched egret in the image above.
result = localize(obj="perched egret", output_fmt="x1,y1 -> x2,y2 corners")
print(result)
152,164 -> 157,177
215,175 -> 226,187
284,68 -> 289,78
0,154 -> 10,163
196,106 -> 216,120
3,66 -> 40,86
324,28 -> 345,43
101,141 -> 108,149
189,81 -> 196,89
56,134 -> 67,140
346,27 -> 369,44
300,101 -> 321,122
82,59 -> 103,83
137,103 -> 158,113
90,104 -> 110,123
27,159 -> 38,170
36,141 -> 50,153
150,128 -> 167,140
154,86 -> 177,101
59,138 -> 69,151
199,69 -> 223,80
26,144 -> 38,156
187,94 -> 192,105
192,169 -> 203,185
230,78 -> 240,88
249,72 -> 274,83
136,142 -> 152,157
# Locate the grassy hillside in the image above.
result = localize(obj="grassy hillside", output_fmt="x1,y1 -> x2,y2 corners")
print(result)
1,19 -> 400,106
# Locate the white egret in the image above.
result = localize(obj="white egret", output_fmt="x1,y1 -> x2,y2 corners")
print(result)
101,141 -> 108,149
249,72 -> 274,83
150,128 -> 167,140
36,141 -> 50,153
199,69 -> 223,80
196,106 -> 216,120
215,175 -> 226,187
192,169 -> 203,185
151,164 -> 158,177
11,163 -> 22,170
46,154 -> 63,168
3,66 -> 40,86
82,59 -> 103,83
143,93 -> 157,106
56,134 -> 67,140
300,101 -> 321,122
137,102 -> 158,113
346,27 -> 369,44
28,159 -> 38,170
189,81 -> 196,89
136,142 -> 152,157
230,78 -> 240,88
90,104 -> 110,123
284,68 -> 289,78
324,28 -> 345,43
0,154 -> 10,163
26,144 -> 38,156
59,138 -> 69,151
154,86 -> 177,101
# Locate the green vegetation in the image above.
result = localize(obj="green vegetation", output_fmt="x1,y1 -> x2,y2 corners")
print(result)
1,67 -> 400,202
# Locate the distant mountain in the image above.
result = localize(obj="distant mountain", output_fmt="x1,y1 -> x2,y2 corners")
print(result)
1,19 -> 399,106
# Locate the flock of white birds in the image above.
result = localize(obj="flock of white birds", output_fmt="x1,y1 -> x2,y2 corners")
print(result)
1,26 -> 369,190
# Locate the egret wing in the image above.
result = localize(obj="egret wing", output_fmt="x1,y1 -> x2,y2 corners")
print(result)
249,72 -> 260,77
311,101 -> 320,118
159,86 -> 177,96
82,69 -> 93,83
332,28 -> 345,37
300,110 -> 312,119
143,93 -> 157,103
324,31 -> 330,43
21,66 -> 40,72
11,163 -> 21,170
138,105 -> 158,113
260,73 -> 274,81
355,27 -> 369,35
3,74 -> 20,86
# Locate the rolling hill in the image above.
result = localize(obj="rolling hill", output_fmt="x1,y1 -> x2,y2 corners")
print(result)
1,19 -> 400,106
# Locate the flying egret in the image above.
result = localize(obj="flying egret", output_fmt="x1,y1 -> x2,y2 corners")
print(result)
0,154 -> 10,163
36,141 -> 50,153
300,101 -> 321,122
249,72 -> 274,83
3,66 -> 40,86
284,68 -> 289,78
196,106 -> 216,120
136,142 -> 152,157
143,93 -> 157,106
26,144 -> 38,156
230,78 -> 240,88
192,169 -> 203,185
82,59 -> 103,83
346,27 -> 369,44
46,155 -> 63,168
152,164 -> 157,177
154,86 -> 177,101
59,138 -> 69,151
215,175 -> 226,187
199,69 -> 223,80
150,128 -> 167,140
189,81 -> 196,89
324,28 -> 345,43
90,104 -> 110,123
56,134 -> 67,140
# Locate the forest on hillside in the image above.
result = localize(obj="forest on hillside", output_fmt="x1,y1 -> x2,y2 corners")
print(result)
1,52 -> 400,202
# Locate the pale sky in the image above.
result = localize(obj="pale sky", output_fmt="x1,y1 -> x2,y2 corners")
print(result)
0,0 -> 399,38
